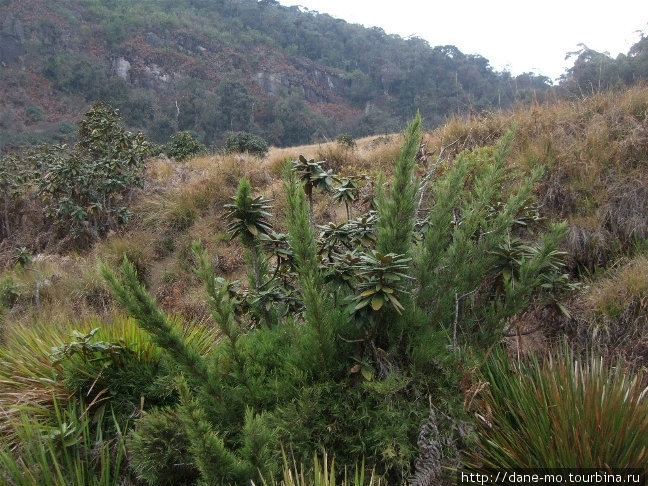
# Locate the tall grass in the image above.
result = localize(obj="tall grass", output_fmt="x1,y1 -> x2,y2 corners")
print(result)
0,398 -> 126,486
261,447 -> 389,486
466,346 -> 648,470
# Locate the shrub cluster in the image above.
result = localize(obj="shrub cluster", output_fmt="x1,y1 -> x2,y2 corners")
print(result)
224,131 -> 269,157
165,131 -> 206,161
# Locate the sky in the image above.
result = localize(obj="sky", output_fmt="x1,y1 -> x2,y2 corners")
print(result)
276,0 -> 648,81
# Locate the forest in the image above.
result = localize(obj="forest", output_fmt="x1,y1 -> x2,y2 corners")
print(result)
2,0 -> 646,153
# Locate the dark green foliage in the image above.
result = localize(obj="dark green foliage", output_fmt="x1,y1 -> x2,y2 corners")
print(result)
292,156 -> 338,223
376,113 -> 420,257
224,178 -> 273,245
98,117 -> 585,485
336,133 -> 356,149
50,328 -> 172,422
100,258 -> 210,387
0,153 -> 32,239
0,399 -> 127,486
0,275 -> 20,308
224,178 -> 274,324
224,132 -> 269,157
412,131 -> 570,351
332,178 -> 361,221
346,251 -> 412,317
176,377 -> 253,485
284,172 -> 336,363
560,38 -> 648,94
35,102 -> 152,241
165,131 -> 206,161
127,408 -> 199,486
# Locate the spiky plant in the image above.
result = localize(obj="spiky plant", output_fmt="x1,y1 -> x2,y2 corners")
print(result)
292,155 -> 338,224
224,177 -> 274,325
333,178 -> 360,221
466,347 -> 648,471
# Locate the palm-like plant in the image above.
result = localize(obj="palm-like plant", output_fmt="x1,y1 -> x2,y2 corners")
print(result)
224,178 -> 274,325
292,155 -> 337,224
332,178 -> 360,221
347,250 -> 412,317
224,178 -> 273,245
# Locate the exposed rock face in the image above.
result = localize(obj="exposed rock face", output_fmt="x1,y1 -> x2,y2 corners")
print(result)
252,59 -> 348,102
111,57 -> 173,89
113,57 -> 132,81
0,14 -> 24,64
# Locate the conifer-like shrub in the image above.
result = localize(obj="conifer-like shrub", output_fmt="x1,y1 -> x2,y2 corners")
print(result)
100,115 -> 583,485
127,408 -> 199,486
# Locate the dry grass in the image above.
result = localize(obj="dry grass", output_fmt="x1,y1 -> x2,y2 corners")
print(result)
572,255 -> 648,370
2,85 -> 648,367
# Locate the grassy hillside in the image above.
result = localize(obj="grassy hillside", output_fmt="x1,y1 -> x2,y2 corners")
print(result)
0,86 -> 647,485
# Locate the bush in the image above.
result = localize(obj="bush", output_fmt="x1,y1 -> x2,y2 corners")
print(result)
0,398 -> 127,486
35,102 -> 152,242
165,131 -> 206,161
336,133 -> 356,149
127,408 -> 199,486
224,131 -> 269,157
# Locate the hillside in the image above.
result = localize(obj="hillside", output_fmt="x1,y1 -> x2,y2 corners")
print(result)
0,0 -> 559,152
0,86 -> 647,484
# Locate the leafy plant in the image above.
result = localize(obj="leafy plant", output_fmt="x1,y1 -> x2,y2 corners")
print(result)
0,398 -> 127,486
333,178 -> 360,221
347,251 -> 412,317
336,133 -> 356,149
165,131 -> 206,161
36,102 -> 152,242
224,131 -> 269,157
292,155 -> 338,224
224,177 -> 275,324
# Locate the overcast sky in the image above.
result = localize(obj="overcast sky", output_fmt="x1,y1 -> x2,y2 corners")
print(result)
276,0 -> 648,81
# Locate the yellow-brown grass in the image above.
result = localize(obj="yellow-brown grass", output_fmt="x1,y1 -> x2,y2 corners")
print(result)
2,85 -> 647,345
573,255 -> 648,370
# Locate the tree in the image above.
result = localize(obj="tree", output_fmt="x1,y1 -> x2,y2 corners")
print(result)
37,102 -> 152,243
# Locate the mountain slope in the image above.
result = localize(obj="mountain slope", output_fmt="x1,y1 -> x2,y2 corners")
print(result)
0,0 -> 553,151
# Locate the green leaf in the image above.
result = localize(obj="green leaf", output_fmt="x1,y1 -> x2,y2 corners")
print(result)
371,294 -> 384,311
361,367 -> 374,381
354,299 -> 371,311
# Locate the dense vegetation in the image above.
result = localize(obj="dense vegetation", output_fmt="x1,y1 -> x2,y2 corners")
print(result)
1,84 -> 647,485
4,0 -> 645,153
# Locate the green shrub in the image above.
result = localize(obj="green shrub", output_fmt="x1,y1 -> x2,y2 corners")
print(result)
336,133 -> 356,149
127,408 -> 199,486
165,131 -> 206,161
466,347 -> 648,470
35,102 -> 152,241
0,276 -> 20,308
25,105 -> 44,124
101,117 -> 579,485
224,131 -> 269,157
